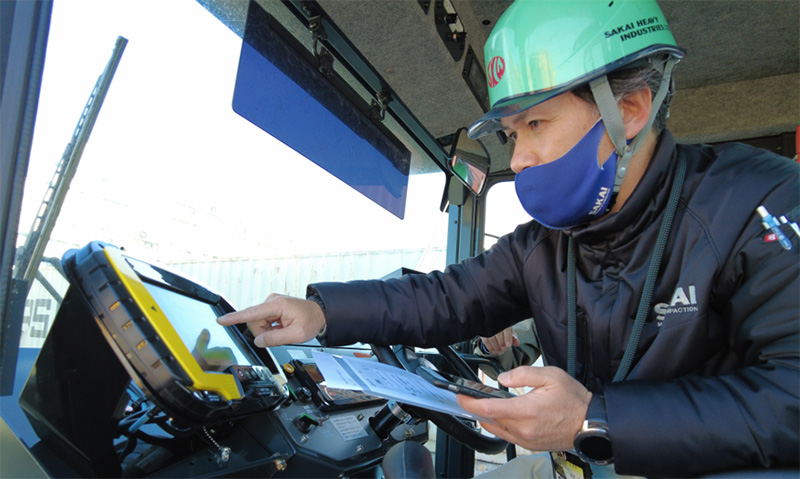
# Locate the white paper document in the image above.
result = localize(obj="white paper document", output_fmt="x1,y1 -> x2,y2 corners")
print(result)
311,350 -> 486,422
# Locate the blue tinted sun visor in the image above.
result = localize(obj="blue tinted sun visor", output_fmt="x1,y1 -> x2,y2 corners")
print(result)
233,2 -> 410,219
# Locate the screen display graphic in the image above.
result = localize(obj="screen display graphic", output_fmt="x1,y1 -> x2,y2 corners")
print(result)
144,282 -> 254,372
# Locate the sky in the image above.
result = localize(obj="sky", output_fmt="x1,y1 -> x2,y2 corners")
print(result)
21,0 -> 528,267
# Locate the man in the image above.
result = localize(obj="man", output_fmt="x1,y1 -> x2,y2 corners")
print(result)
219,0 -> 799,476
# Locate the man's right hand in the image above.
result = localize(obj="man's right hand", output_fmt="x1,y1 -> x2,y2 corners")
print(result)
217,294 -> 326,348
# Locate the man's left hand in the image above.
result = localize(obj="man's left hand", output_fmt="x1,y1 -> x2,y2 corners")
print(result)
456,366 -> 592,452
480,327 -> 520,355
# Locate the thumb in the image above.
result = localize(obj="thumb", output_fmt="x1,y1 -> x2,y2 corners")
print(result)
497,365 -> 552,389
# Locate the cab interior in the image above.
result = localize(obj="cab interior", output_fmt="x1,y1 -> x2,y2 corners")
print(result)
1,1 -> 797,477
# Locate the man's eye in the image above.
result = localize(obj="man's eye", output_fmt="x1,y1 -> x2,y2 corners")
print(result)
529,120 -> 540,128
507,132 -> 517,141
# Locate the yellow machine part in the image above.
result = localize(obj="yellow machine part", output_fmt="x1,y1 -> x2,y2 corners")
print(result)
103,246 -> 243,402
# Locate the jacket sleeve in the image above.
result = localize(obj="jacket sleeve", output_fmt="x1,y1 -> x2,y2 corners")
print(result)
607,204 -> 800,477
308,224 -> 537,348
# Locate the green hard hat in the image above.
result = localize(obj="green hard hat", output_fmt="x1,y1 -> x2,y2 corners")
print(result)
469,0 -> 685,138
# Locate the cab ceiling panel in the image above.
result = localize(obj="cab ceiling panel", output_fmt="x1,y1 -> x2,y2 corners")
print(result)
199,0 -> 799,170
318,0 -> 487,140
659,0 -> 799,88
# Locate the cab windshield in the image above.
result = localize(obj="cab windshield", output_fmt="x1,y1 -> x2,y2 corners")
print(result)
16,0 -> 450,349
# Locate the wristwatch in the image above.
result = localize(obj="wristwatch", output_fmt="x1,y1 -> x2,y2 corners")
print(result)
573,394 -> 614,465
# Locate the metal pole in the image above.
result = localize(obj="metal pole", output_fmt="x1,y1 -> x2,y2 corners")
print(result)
14,36 -> 128,290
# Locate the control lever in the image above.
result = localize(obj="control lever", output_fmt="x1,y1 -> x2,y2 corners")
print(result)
369,401 -> 410,440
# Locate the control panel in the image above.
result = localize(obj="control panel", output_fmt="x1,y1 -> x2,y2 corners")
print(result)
263,345 -> 428,464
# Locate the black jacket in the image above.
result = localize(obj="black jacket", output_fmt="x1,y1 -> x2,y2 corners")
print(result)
311,131 -> 800,476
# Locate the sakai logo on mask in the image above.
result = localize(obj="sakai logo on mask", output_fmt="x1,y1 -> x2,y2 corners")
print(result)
653,285 -> 699,326
589,187 -> 611,216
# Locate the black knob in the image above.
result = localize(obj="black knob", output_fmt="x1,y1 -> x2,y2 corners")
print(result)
293,413 -> 320,433
296,386 -> 313,402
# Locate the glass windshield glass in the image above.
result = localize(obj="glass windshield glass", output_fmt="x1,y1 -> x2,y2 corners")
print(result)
17,0 -> 448,349
484,181 -> 530,250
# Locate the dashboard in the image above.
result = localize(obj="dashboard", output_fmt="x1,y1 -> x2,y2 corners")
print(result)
17,242 -> 427,478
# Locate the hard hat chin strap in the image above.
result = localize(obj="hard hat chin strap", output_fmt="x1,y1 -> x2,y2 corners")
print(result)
589,57 -> 679,193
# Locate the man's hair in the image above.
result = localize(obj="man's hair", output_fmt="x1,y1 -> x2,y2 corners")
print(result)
572,62 -> 673,135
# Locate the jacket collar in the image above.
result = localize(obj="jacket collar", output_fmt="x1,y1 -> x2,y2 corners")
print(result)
570,130 -> 678,245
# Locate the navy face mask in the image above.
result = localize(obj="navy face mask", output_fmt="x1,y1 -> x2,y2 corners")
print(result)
514,120 -> 617,230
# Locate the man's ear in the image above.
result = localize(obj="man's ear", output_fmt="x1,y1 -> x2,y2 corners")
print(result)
619,88 -> 653,139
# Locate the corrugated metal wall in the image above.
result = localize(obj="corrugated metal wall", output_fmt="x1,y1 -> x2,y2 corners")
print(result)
19,248 -> 446,347
169,248 -> 446,309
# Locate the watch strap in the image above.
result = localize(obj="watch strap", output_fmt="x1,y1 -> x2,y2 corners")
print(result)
586,393 -> 607,423
574,394 -> 613,465
305,290 -> 328,346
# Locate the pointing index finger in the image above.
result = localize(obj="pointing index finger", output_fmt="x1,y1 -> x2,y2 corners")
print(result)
217,303 -> 275,326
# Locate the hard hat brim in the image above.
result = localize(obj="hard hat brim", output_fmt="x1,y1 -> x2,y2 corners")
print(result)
468,89 -> 562,139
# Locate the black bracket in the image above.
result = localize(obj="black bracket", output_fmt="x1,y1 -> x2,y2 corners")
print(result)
308,15 -> 335,78
370,90 -> 392,122
434,0 -> 466,61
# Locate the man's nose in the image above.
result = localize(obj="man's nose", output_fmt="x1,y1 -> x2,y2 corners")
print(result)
509,140 -> 535,174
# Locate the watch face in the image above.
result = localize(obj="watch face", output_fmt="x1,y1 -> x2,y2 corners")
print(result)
574,422 -> 613,465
